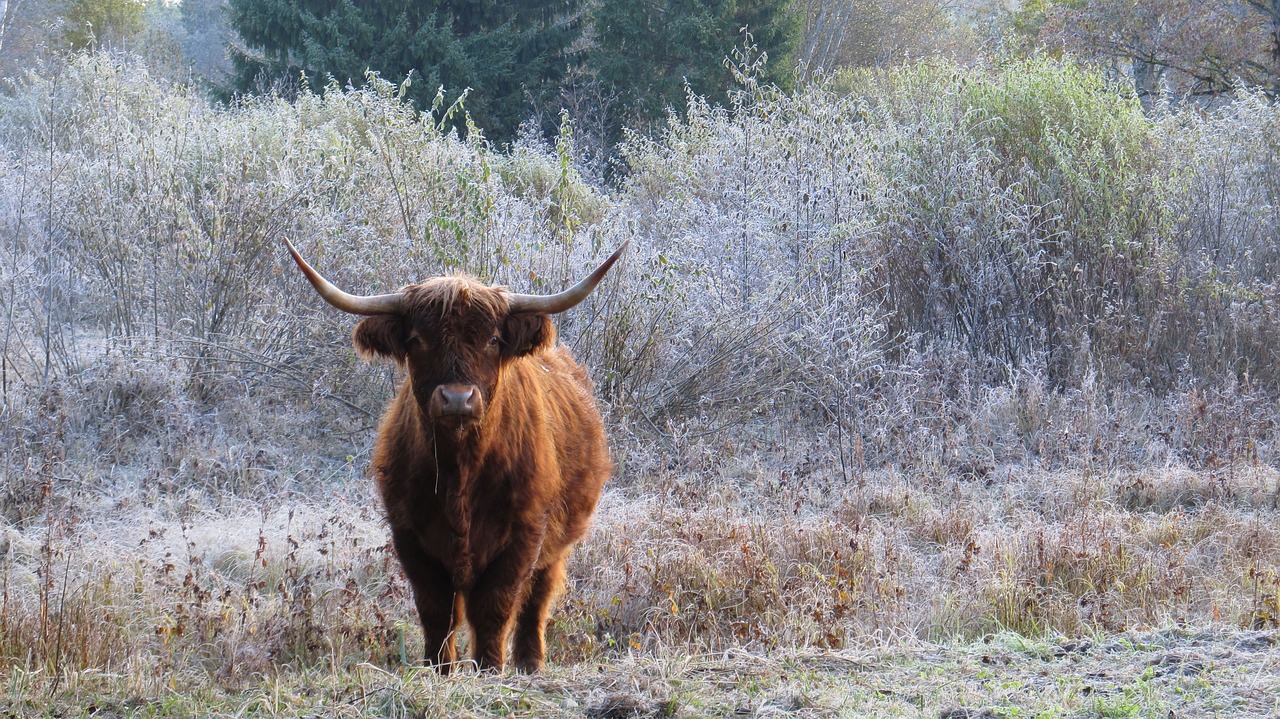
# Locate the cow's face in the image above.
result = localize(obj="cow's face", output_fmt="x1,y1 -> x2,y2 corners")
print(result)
350,278 -> 555,426
283,238 -> 627,426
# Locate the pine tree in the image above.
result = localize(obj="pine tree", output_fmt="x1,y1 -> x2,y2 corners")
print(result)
590,0 -> 800,138
226,0 -> 584,144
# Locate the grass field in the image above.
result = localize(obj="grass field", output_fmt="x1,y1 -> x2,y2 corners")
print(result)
2,451 -> 1278,717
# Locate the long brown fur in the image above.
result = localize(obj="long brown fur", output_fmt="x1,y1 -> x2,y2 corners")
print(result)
353,276 -> 611,672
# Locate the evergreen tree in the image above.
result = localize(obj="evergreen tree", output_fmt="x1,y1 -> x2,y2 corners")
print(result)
590,0 -> 800,138
226,0 -> 584,143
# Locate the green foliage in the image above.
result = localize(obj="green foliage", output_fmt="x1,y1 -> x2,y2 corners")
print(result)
225,0 -> 585,144
590,0 -> 801,139
62,0 -> 146,50
949,59 -> 1168,382
832,58 -> 1175,384
1006,0 -> 1080,42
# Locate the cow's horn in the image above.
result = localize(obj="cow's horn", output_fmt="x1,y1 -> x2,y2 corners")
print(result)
284,237 -> 404,315
507,240 -> 630,315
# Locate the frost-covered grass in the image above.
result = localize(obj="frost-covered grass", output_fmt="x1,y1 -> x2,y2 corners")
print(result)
0,463 -> 1278,716
13,628 -> 1280,718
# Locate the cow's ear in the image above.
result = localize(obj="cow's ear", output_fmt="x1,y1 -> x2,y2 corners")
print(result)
502,313 -> 555,358
352,315 -> 407,363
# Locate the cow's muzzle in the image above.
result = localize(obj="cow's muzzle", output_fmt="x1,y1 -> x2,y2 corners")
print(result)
429,383 -> 483,421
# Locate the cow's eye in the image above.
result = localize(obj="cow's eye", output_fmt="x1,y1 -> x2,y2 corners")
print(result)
489,335 -> 501,346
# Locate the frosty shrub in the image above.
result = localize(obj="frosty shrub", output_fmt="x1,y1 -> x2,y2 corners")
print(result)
0,53 -> 674,498
612,56 -> 1280,466
4,51 -> 1280,500
1156,90 -> 1280,383
825,59 -> 1175,385
614,79 -> 890,463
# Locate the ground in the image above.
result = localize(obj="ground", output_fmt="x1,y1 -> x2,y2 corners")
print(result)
4,628 -> 1277,717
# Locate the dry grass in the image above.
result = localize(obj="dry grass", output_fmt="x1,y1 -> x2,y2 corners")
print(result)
4,628 -> 1279,717
2,439 -> 1279,716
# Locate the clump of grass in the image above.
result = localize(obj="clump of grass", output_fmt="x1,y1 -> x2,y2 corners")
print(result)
556,457 -> 1280,654
0,496 -> 411,683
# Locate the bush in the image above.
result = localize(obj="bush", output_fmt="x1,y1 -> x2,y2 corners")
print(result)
0,52 -> 681,499
5,50 -> 1280,498
610,56 -> 1280,466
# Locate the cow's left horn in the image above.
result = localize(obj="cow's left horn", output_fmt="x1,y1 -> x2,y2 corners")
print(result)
507,240 -> 630,315
284,237 -> 404,315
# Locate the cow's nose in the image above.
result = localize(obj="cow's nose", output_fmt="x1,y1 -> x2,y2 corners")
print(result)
434,384 -> 480,417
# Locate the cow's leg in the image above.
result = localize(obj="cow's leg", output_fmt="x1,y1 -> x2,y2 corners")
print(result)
464,535 -> 542,671
511,556 -> 566,672
391,529 -> 460,671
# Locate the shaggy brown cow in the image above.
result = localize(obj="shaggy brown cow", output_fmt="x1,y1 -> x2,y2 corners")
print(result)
284,238 -> 626,672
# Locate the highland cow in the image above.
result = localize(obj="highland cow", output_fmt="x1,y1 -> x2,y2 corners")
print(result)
285,238 -> 626,672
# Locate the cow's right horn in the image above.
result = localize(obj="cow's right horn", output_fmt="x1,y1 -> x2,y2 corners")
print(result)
507,240 -> 630,315
284,238 -> 404,315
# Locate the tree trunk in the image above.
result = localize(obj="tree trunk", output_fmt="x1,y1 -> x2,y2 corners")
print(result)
1132,57 -> 1162,110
